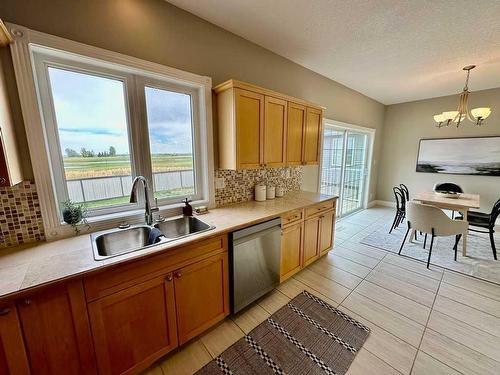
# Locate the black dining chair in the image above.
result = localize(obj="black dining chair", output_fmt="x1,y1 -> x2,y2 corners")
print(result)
433,182 -> 464,218
463,198 -> 500,260
390,187 -> 406,233
399,183 -> 410,201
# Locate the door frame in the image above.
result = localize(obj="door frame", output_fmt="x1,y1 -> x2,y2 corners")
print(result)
318,119 -> 375,217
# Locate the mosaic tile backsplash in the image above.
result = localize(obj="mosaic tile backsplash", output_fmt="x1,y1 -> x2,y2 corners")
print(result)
215,167 -> 303,206
0,181 -> 45,248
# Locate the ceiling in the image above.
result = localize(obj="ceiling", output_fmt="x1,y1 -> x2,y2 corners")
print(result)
167,0 -> 500,104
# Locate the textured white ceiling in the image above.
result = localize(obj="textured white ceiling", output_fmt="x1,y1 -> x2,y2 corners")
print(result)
168,0 -> 500,104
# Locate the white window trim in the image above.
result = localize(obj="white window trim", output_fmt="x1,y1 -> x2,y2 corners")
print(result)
7,23 -> 215,240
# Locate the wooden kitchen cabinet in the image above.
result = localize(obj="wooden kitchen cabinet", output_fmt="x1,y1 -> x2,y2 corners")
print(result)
303,216 -> 321,267
280,223 -> 303,281
303,107 -> 322,165
319,210 -> 335,255
88,274 -> 178,375
0,303 -> 30,375
286,102 -> 306,166
174,252 -> 229,344
215,80 -> 323,169
264,96 -> 287,167
17,280 -> 97,375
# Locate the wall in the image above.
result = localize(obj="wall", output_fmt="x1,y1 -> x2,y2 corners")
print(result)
378,87 -> 500,211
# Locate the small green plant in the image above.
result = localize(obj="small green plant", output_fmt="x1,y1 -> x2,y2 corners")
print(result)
61,200 -> 89,234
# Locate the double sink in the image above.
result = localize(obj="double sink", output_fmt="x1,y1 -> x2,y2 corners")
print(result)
91,216 -> 214,261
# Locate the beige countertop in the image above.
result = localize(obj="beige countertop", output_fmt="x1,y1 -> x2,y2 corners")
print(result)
0,191 -> 336,300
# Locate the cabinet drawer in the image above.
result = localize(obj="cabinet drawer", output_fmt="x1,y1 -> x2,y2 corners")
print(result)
282,209 -> 303,227
305,200 -> 335,218
84,235 -> 227,301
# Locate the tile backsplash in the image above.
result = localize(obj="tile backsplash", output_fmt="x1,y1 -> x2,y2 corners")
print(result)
215,167 -> 303,206
0,181 -> 45,248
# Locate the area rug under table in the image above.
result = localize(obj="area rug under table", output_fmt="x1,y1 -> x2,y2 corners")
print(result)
361,223 -> 500,285
196,291 -> 370,375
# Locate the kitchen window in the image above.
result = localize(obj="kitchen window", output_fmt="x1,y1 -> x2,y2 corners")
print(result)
9,24 -> 214,239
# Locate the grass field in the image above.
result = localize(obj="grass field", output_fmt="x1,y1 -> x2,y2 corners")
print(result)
63,154 -> 193,179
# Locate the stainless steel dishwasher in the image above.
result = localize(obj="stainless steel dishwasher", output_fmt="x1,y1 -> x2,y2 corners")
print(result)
230,218 -> 281,313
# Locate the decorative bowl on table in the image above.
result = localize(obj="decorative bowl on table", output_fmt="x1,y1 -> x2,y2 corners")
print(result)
435,190 -> 462,199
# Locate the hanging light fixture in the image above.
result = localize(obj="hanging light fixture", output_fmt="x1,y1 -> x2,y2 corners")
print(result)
433,65 -> 492,128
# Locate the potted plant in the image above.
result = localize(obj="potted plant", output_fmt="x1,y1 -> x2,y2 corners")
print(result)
61,199 -> 89,234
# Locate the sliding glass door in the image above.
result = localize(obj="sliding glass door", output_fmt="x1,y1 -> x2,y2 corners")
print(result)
320,125 -> 370,217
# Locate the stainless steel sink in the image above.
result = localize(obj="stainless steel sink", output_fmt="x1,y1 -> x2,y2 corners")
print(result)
155,216 -> 213,239
91,217 -> 214,260
92,225 -> 159,260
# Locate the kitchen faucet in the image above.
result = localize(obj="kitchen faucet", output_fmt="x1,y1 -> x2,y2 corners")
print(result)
129,176 -> 159,226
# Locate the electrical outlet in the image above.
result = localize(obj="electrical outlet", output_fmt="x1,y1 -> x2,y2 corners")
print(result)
215,177 -> 225,189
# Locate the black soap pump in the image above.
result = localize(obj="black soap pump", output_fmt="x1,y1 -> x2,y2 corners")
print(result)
182,198 -> 193,216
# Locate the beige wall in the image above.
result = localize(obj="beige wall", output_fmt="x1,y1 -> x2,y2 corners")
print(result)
378,87 -> 500,211
0,0 -> 385,198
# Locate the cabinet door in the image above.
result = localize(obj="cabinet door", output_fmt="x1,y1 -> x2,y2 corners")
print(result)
286,102 -> 306,166
280,223 -> 303,281
319,210 -> 335,255
0,303 -> 30,374
235,88 -> 264,169
174,253 -> 229,345
88,274 -> 177,375
264,96 -> 287,167
303,217 -> 320,266
17,280 -> 96,375
303,107 -> 322,165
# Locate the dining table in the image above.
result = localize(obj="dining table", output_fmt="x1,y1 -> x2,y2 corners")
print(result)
413,191 -> 480,256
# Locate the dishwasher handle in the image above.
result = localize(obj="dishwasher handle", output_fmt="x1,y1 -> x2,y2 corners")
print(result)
232,218 -> 281,241
232,225 -> 281,246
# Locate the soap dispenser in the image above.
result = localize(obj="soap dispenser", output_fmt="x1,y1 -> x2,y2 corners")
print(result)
182,198 -> 193,216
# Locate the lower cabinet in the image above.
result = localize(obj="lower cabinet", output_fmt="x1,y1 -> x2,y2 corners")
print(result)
280,201 -> 336,280
17,280 -> 97,375
280,223 -> 303,281
303,215 -> 321,267
0,303 -> 30,375
175,253 -> 229,345
88,247 -> 229,375
88,274 -> 178,375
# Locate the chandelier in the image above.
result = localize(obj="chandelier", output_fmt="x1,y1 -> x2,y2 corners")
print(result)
433,65 -> 491,128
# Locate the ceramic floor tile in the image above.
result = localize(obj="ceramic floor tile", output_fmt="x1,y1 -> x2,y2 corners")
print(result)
293,268 -> 351,303
438,282 -> 500,318
347,348 -> 402,375
309,259 -> 363,289
257,289 -> 290,314
200,321 -> 244,358
159,340 -> 211,375
231,303 -> 270,334
323,252 -> 372,278
411,351 -> 461,375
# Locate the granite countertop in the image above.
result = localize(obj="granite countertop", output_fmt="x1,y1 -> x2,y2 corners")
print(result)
0,191 -> 336,300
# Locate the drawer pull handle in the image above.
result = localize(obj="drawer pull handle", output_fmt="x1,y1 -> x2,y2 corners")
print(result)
165,274 -> 173,282
0,307 -> 10,316
24,298 -> 31,305
174,271 -> 182,279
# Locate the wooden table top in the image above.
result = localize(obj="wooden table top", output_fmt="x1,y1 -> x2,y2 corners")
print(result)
413,191 -> 480,210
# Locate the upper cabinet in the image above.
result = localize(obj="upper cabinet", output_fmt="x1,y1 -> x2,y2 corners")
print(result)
214,80 -> 323,169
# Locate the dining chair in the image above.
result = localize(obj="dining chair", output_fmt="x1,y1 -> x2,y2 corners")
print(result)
433,182 -> 464,218
399,202 -> 468,268
390,187 -> 405,233
459,198 -> 500,260
399,184 -> 410,201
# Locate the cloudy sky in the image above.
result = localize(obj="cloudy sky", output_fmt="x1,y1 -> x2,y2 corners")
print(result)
48,67 -> 193,156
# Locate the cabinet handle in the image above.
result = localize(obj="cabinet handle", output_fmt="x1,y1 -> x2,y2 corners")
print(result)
165,274 -> 173,282
0,177 -> 6,185
24,298 -> 31,305
174,271 -> 182,279
0,307 -> 10,316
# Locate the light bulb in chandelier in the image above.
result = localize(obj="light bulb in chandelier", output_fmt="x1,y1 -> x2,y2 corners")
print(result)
471,107 -> 491,126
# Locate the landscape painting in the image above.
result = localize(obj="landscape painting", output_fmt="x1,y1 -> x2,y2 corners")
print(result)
416,137 -> 500,176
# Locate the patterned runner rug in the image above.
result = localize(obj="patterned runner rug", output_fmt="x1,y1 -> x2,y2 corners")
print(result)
196,291 -> 370,375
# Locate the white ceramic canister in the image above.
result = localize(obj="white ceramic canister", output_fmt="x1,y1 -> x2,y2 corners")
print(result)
266,185 -> 276,200
275,186 -> 284,197
255,184 -> 267,201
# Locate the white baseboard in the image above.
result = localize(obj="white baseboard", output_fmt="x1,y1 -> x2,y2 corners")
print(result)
368,200 -> 394,208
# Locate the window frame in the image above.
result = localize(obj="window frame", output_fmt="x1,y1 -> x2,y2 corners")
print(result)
8,23 -> 215,240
